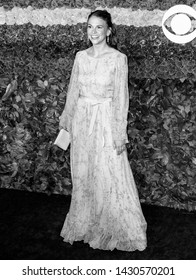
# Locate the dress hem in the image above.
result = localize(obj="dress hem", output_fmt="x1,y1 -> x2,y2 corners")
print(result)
60,234 -> 147,252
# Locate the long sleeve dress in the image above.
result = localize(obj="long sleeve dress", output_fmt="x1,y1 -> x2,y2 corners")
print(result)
59,49 -> 147,251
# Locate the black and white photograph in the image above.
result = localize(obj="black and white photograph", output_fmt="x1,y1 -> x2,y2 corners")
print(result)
0,1 -> 196,279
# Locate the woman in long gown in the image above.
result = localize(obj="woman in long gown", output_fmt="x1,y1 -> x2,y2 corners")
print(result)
59,9 -> 147,251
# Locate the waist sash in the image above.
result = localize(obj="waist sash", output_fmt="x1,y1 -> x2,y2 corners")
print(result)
79,96 -> 112,147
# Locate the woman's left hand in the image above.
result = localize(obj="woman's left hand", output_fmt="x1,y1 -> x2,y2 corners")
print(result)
113,140 -> 126,155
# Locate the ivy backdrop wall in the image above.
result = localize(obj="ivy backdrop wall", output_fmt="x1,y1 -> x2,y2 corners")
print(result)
1,0 -> 196,211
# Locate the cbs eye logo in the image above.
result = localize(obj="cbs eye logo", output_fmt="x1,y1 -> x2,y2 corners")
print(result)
162,4 -> 196,44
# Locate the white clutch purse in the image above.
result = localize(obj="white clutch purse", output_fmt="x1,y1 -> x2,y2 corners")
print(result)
54,129 -> 70,150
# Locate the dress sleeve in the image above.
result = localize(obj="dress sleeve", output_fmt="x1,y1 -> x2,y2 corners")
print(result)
112,53 -> 129,143
59,52 -> 80,132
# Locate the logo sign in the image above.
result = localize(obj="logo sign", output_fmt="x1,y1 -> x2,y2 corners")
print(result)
162,4 -> 196,44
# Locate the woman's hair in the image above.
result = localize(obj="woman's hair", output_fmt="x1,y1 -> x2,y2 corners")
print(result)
87,9 -> 118,49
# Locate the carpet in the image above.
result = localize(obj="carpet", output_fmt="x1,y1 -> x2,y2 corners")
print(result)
0,188 -> 195,260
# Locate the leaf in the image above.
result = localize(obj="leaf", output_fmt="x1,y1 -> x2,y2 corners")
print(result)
163,120 -> 169,130
14,111 -> 19,118
1,79 -> 18,101
51,85 -> 59,91
44,80 -> 48,87
11,162 -> 18,178
161,153 -> 170,166
192,158 -> 196,165
37,79 -> 45,89
12,104 -> 19,111
16,95 -> 21,102
152,150 -> 163,159
180,77 -> 186,83
147,95 -> 156,105
184,105 -> 190,114
63,177 -> 71,186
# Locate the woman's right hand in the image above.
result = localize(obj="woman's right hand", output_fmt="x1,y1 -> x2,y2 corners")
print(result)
113,140 -> 126,155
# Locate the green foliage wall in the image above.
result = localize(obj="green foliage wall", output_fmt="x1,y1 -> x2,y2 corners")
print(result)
1,0 -> 196,211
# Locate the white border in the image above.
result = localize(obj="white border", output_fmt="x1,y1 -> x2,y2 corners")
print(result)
1,260 -> 195,280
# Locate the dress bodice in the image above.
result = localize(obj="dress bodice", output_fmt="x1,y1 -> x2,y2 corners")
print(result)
78,50 -> 118,99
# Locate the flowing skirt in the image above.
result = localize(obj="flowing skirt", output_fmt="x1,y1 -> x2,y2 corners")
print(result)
60,96 -> 147,251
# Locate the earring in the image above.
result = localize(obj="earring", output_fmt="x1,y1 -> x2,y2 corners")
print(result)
107,36 -> 109,44
87,37 -> 90,45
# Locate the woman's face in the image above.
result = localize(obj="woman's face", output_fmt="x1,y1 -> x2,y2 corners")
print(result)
87,16 -> 111,46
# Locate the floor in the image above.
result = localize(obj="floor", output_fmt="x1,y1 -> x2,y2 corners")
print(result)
0,188 -> 195,260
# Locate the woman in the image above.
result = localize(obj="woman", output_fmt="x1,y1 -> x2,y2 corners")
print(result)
59,9 -> 147,251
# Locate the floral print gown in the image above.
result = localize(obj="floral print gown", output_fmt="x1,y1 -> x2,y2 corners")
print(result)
59,49 -> 147,251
